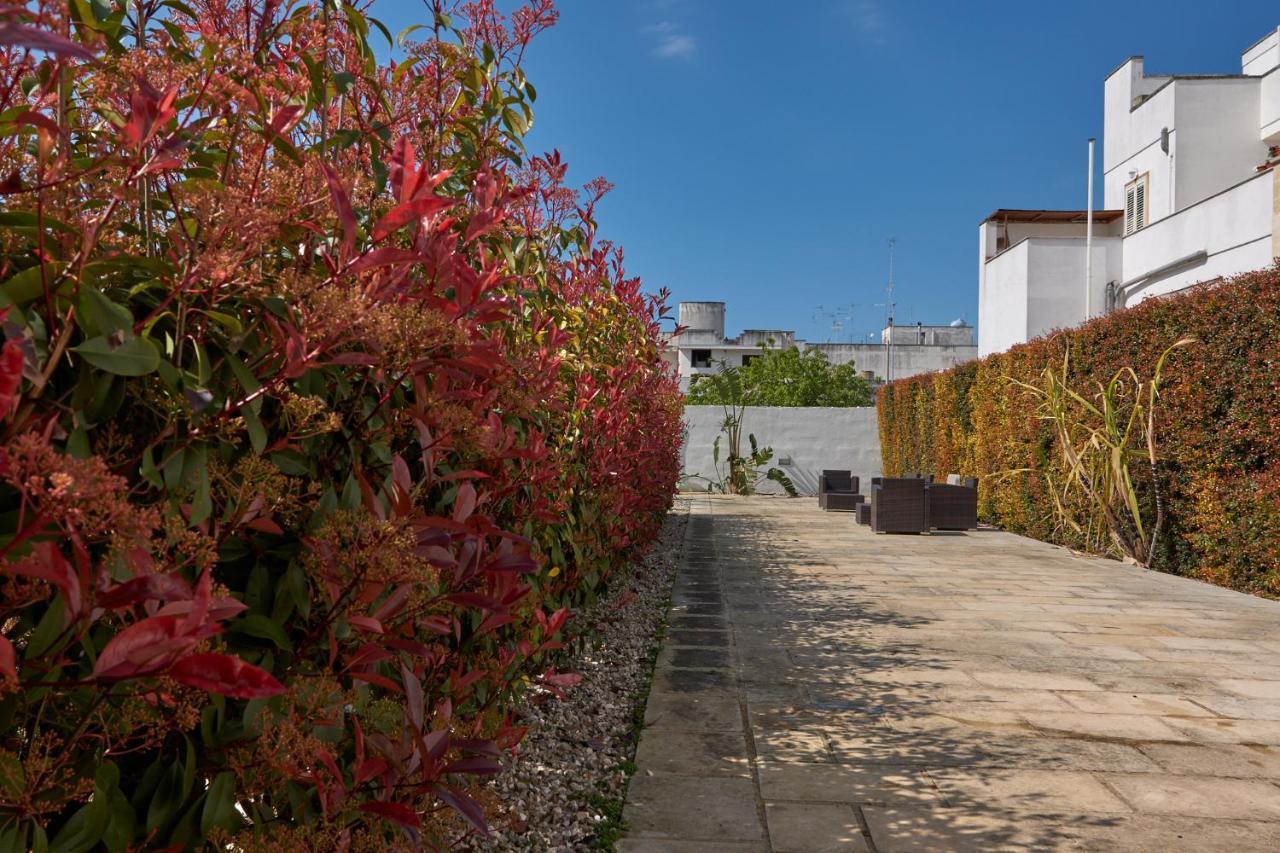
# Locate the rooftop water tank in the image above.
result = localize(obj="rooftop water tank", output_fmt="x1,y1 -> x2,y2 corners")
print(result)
678,302 -> 726,339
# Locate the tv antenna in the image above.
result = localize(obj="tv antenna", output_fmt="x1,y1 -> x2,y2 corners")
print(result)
812,303 -> 857,342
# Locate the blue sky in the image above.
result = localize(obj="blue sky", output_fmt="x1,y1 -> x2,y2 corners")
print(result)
374,1 -> 1280,343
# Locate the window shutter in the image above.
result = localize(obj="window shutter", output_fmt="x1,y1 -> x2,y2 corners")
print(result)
1125,185 -> 1136,234
1135,178 -> 1146,229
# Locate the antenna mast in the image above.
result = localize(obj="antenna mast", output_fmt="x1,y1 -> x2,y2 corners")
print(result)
885,237 -> 897,383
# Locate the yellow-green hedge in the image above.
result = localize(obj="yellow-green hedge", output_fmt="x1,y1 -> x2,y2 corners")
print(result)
878,265 -> 1280,596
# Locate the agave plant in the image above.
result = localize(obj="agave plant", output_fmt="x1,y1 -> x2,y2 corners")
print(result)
1010,338 -> 1194,567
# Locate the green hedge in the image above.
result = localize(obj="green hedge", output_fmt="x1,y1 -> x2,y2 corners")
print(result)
878,265 -> 1280,596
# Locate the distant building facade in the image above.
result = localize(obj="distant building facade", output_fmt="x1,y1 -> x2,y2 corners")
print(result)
662,301 -> 977,393
979,25 -> 1280,356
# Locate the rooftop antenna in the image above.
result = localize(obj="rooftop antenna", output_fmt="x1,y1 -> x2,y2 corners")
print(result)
812,303 -> 857,343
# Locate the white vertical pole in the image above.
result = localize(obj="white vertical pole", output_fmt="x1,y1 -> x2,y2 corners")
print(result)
1086,137 -> 1096,317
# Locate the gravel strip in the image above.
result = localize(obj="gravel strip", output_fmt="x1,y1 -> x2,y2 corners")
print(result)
465,498 -> 690,851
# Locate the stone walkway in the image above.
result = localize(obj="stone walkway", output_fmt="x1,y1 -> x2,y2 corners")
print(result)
620,495 -> 1280,852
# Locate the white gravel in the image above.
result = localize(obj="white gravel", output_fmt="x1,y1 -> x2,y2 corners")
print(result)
463,498 -> 689,852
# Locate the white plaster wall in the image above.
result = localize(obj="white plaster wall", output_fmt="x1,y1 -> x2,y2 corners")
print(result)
1261,69 -> 1280,142
979,241 -> 1030,356
1024,238 -> 1118,339
1175,80 -> 1267,210
1121,170 -> 1274,302
1243,29 -> 1280,76
1104,59 -> 1172,184
1104,81 -> 1175,213
681,406 -> 881,496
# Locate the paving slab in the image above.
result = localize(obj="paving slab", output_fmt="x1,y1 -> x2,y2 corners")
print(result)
623,495 -> 1280,850
764,802 -> 870,852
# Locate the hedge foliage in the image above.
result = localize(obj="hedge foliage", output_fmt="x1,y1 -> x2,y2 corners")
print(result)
0,1 -> 681,849
878,265 -> 1280,596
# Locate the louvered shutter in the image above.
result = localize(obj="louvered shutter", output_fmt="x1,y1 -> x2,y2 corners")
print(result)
1135,178 -> 1146,229
1125,185 -> 1136,234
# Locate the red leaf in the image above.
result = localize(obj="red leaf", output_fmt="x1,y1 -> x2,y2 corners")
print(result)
442,756 -> 502,776
0,635 -> 15,681
0,22 -> 96,60
347,246 -> 421,275
370,196 -> 456,242
14,110 -> 59,135
445,592 -> 503,612
483,553 -> 538,574
244,517 -> 284,535
543,671 -> 583,689
168,653 -> 285,699
435,787 -> 488,837
268,104 -> 305,138
182,569 -> 211,633
348,615 -> 384,634
6,542 -> 82,619
0,333 -> 23,416
354,757 -> 389,785
321,162 -> 357,259
453,482 -> 477,522
91,615 -> 217,680
96,573 -> 193,610
358,801 -> 420,829
153,595 -> 246,622
389,136 -> 417,203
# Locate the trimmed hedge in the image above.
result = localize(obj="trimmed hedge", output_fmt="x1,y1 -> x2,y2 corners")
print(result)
878,265 -> 1280,596
0,2 -> 681,849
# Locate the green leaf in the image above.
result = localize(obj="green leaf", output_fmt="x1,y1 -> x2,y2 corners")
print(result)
200,772 -> 241,836
189,458 -> 212,525
76,286 -> 133,337
243,406 -> 267,454
72,335 -> 160,376
230,613 -> 292,652
101,788 -> 135,853
0,263 -> 64,309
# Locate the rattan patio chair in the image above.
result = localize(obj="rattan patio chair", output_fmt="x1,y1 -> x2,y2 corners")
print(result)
870,477 -> 929,534
819,470 -> 863,512
927,481 -> 978,530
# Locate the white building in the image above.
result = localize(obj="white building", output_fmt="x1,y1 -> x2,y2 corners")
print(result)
662,301 -> 977,392
979,26 -> 1280,356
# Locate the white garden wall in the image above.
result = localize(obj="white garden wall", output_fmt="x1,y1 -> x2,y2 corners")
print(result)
681,406 -> 881,496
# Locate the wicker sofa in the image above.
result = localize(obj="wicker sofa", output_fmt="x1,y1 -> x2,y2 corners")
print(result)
819,470 -> 864,512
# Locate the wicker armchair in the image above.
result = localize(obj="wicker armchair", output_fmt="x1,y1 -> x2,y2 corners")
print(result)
927,481 -> 978,530
870,478 -> 929,533
819,470 -> 863,512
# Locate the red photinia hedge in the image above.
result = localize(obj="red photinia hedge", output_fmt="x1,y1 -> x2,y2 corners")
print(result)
0,1 -> 682,848
878,264 -> 1280,596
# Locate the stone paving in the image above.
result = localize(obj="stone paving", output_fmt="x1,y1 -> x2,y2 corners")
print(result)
620,495 -> 1280,852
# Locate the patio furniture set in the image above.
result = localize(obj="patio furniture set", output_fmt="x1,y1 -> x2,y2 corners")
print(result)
818,471 -> 978,533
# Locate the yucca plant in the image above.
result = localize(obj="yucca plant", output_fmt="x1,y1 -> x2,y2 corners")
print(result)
1010,338 -> 1194,567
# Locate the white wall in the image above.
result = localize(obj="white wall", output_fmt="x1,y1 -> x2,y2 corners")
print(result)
805,343 -> 976,382
1261,68 -> 1280,142
1104,59 -> 1172,189
1104,76 -> 1176,216
1243,28 -> 1280,76
1121,170 -> 1275,302
1027,237 -> 1120,336
979,240 -> 1030,356
1175,80 -> 1267,210
681,406 -> 881,496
